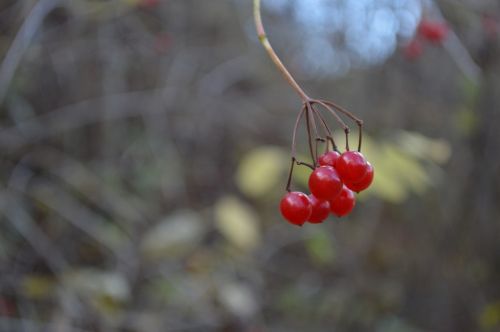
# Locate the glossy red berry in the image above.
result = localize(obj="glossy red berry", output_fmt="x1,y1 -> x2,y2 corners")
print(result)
280,192 -> 312,226
418,20 -> 448,43
345,162 -> 374,193
307,195 -> 330,224
330,186 -> 356,217
308,166 -> 343,201
336,151 -> 369,183
318,151 -> 341,167
403,39 -> 423,60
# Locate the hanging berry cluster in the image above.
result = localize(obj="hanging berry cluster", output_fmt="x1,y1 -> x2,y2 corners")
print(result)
279,100 -> 374,226
253,0 -> 374,226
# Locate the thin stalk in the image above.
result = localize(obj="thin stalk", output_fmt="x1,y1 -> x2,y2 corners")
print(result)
285,157 -> 295,192
311,107 -> 337,151
312,100 -> 351,150
254,0 -> 310,102
321,100 -> 363,151
315,138 -> 326,162
305,107 -> 316,166
305,102 -> 320,165
306,102 -> 320,140
291,105 -> 306,158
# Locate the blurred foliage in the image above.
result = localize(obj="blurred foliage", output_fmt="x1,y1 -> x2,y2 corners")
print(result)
215,196 -> 260,252
141,210 -> 206,259
479,301 -> 500,331
0,0 -> 500,331
304,230 -> 336,266
236,146 -> 288,199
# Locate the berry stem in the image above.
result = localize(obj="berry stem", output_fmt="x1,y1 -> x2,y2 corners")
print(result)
312,100 -> 351,151
253,0 -> 310,102
313,100 -> 350,134
291,105 -> 306,158
285,157 -> 295,192
315,138 -> 325,164
311,106 -> 337,151
320,100 -> 364,151
305,106 -> 316,166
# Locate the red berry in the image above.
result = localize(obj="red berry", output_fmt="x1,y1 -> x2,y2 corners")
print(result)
403,39 -> 423,60
418,20 -> 448,43
336,151 -> 369,183
318,151 -> 341,167
280,192 -> 312,226
345,162 -> 374,193
308,166 -> 343,201
307,195 -> 330,224
330,186 -> 356,217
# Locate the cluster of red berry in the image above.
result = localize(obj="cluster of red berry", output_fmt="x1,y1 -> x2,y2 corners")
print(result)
404,19 -> 449,60
280,150 -> 373,226
252,0 -> 373,226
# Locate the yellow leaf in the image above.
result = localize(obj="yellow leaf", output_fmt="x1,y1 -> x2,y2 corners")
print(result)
479,302 -> 500,330
361,138 -> 409,203
21,275 -> 55,299
382,145 -> 431,195
397,131 -> 452,165
236,146 -> 288,198
215,196 -> 260,251
369,164 -> 408,203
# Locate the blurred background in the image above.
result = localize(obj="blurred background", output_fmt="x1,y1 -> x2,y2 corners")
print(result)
1,0 -> 499,331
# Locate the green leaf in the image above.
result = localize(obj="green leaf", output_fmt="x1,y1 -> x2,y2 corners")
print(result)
305,230 -> 335,266
21,275 -> 55,299
382,145 -> 431,195
454,108 -> 479,137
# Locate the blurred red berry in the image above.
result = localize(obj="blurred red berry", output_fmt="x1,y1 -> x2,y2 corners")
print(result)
403,39 -> 423,60
318,151 -> 341,167
138,0 -> 160,9
307,195 -> 330,224
330,185 -> 356,217
154,33 -> 172,54
418,20 -> 449,43
482,14 -> 499,39
308,166 -> 343,201
345,162 -> 374,193
0,297 -> 16,317
336,151 -> 369,183
280,192 -> 312,226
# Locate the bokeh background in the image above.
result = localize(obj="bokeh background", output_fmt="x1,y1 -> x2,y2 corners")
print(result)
1,0 -> 500,331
